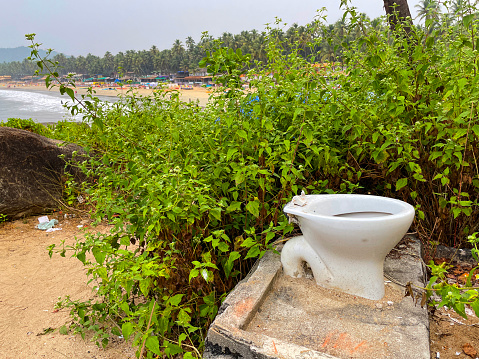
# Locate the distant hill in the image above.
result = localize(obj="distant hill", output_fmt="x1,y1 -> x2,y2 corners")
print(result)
0,46 -> 58,63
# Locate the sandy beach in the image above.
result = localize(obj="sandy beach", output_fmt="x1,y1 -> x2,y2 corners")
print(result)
0,83 -> 213,107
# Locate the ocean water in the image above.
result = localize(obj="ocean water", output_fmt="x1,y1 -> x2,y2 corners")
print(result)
0,88 -> 117,124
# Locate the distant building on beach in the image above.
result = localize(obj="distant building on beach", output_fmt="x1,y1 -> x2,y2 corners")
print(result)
176,75 -> 213,86
0,75 -> 12,82
139,75 -> 170,83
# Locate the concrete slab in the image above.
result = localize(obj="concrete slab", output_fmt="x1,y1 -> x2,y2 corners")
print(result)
204,236 -> 429,359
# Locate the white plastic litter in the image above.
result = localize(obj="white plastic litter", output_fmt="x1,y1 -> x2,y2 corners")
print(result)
46,227 -> 62,233
36,218 -> 58,230
37,216 -> 49,224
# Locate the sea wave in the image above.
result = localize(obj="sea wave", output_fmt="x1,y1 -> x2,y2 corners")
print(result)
0,88 -> 117,123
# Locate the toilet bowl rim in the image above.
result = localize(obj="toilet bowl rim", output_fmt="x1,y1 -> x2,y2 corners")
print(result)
284,194 -> 415,221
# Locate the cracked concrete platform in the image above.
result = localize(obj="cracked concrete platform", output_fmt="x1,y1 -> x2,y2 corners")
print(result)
204,236 -> 429,359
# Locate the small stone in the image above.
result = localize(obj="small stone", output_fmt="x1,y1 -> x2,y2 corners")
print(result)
387,301 -> 394,306
375,303 -> 383,309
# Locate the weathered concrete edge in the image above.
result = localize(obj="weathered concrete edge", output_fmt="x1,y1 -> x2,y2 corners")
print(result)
205,237 -> 430,359
204,251 -> 340,359
206,325 -> 339,359
383,236 -> 430,359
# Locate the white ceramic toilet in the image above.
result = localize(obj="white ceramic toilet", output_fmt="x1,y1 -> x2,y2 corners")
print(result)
281,193 -> 415,300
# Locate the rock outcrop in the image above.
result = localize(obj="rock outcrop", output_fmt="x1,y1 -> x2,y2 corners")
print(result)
0,127 -> 85,219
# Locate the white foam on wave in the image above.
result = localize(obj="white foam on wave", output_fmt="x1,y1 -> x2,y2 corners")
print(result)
0,88 -> 120,123
0,89 -> 69,113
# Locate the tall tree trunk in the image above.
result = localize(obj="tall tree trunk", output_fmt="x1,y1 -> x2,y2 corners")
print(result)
383,0 -> 413,34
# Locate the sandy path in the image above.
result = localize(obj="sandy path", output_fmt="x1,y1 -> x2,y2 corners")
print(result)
0,215 -> 135,359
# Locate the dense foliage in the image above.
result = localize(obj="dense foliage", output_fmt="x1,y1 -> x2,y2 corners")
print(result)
6,1 -> 479,357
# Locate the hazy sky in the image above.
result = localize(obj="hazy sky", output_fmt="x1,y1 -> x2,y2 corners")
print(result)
1,0 -> 421,57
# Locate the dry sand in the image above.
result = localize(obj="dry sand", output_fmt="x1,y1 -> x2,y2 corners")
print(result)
0,215 -> 135,359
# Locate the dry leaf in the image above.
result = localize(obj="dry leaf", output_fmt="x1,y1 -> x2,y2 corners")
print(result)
463,343 -> 477,358
420,292 -> 427,307
405,282 -> 413,298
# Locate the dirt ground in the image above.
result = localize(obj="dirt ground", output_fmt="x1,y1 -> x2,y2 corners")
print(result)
430,306 -> 479,359
0,214 -> 135,359
1,215 -> 479,359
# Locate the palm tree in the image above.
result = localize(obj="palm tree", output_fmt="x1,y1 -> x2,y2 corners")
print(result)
415,0 -> 440,22
102,51 -> 115,76
171,40 -> 186,71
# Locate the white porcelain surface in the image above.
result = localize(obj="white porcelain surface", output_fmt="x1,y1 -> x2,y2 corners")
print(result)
281,194 -> 415,300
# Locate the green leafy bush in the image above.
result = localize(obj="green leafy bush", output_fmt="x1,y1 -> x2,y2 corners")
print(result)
0,117 -> 53,137
28,1 -> 479,356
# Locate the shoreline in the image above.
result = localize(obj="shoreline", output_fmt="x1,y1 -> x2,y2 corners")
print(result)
0,83 -> 212,107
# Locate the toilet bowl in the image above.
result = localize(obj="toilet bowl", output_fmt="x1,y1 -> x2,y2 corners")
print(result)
281,193 -> 415,300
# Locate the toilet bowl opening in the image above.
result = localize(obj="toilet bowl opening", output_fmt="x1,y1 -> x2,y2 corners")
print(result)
334,211 -> 393,218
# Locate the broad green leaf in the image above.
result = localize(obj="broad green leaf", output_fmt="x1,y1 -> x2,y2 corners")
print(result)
164,341 -> 183,355
464,13 -> 475,27
210,207 -> 222,221
265,231 -> 275,244
471,299 -> 479,317
395,178 -> 408,191
226,201 -> 242,212
224,251 -> 241,277
97,267 -> 108,282
122,322 -> 134,341
145,336 -> 161,355
177,308 -> 191,325
65,87 -> 75,101
245,245 -> 261,260
139,277 -> 152,296
120,302 -> 130,314
92,247 -> 106,265
237,129 -> 247,140
246,200 -> 260,217
292,107 -> 303,121
226,147 -> 237,161
453,128 -> 468,139
169,293 -> 184,306
466,267 -> 476,287
76,251 -> 86,264
234,170 -> 245,186
453,302 -> 467,319
472,125 -> 479,139
217,241 -> 229,252
120,236 -> 130,246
